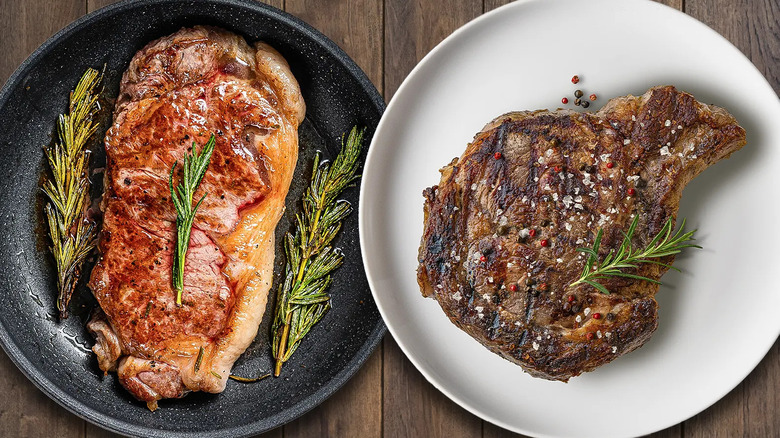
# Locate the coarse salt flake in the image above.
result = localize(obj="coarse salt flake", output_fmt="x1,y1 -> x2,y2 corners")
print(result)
532,342 -> 540,351
660,145 -> 671,156
584,307 -> 591,316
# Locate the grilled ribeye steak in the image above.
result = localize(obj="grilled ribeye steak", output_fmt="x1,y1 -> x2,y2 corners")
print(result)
417,86 -> 745,381
87,26 -> 305,409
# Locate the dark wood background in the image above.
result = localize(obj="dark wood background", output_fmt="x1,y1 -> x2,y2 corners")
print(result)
0,0 -> 777,436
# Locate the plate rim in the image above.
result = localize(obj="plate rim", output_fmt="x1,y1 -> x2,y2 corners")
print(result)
0,0 -> 386,436
359,0 -> 780,436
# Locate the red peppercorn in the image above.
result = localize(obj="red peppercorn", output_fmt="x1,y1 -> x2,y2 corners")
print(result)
561,97 -> 569,104
509,284 -> 518,292
554,165 -> 562,172
567,295 -> 575,303
606,162 -> 614,169
571,75 -> 580,84
586,332 -> 594,340
529,229 -> 537,237
494,152 -> 502,159
480,255 -> 487,262
627,188 -> 636,196
593,312 -> 602,319
589,94 -> 597,101
540,239 -> 549,247
539,283 -> 548,291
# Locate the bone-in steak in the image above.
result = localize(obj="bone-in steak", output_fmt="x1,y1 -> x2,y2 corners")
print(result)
417,86 -> 745,381
88,26 -> 305,409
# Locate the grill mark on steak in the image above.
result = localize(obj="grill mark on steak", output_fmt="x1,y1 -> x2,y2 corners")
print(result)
417,86 -> 746,381
88,26 -> 305,409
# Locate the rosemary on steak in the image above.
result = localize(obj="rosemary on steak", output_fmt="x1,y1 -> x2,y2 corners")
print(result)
43,67 -> 103,319
570,215 -> 700,295
169,134 -> 216,306
271,126 -> 365,377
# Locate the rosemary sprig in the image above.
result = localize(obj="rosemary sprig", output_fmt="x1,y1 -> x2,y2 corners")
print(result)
570,215 -> 700,294
43,67 -> 103,319
229,373 -> 271,383
169,135 -> 215,305
271,126 -> 365,377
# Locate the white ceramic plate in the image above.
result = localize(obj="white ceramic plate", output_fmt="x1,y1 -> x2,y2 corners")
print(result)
359,0 -> 780,437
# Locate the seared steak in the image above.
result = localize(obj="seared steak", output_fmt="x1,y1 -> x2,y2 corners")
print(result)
88,26 -> 305,409
417,86 -> 745,381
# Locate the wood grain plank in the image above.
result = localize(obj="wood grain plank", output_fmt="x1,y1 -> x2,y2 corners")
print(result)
384,0 -> 482,99
88,0 -> 286,13
286,0 -> 383,87
273,1 -> 383,436
281,351 -> 382,437
257,0 -> 285,11
685,339 -> 780,438
0,0 -> 87,436
87,0 -> 118,11
383,337 -> 482,438
0,350 -> 84,438
686,0 -> 780,93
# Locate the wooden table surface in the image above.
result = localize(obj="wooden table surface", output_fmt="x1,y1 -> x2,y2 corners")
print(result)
1,0 -> 778,437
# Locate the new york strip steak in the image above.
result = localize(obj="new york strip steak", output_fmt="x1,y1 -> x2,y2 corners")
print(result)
417,86 -> 745,381
88,26 -> 305,409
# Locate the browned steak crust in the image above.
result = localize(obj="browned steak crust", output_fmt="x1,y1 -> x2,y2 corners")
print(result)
88,25 -> 304,407
417,86 -> 746,381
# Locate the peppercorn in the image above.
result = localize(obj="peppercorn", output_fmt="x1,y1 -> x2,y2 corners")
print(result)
540,239 -> 549,247
480,255 -> 487,262
567,295 -> 575,303
589,93 -> 597,101
574,90 -> 583,98
561,97 -> 569,104
606,312 -> 616,321
581,101 -> 590,109
529,229 -> 537,237
593,312 -> 602,319
509,284 -> 518,292
574,98 -> 582,106
525,278 -> 536,286
627,188 -> 636,196
586,332 -> 594,340
571,75 -> 580,84
606,162 -> 614,169
494,152 -> 502,159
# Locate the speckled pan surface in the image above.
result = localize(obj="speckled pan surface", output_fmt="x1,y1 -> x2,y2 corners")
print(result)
0,0 -> 384,436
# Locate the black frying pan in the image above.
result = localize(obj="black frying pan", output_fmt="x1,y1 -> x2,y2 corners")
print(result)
0,0 -> 385,436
